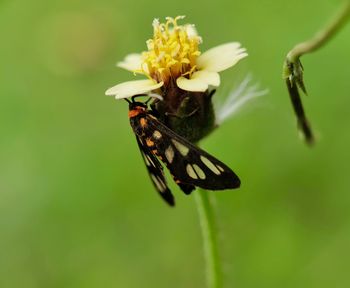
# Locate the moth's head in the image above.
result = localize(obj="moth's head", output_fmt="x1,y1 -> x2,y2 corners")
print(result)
127,99 -> 148,118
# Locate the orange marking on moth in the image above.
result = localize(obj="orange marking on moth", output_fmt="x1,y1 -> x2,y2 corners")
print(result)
171,174 -> 180,183
152,149 -> 158,154
140,118 -> 147,127
128,106 -> 146,118
128,109 -> 140,118
146,138 -> 154,147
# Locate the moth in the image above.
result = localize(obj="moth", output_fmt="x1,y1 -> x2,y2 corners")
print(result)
126,97 -> 241,206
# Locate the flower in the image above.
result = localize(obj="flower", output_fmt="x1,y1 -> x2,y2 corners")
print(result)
105,16 -> 248,99
106,16 -> 249,143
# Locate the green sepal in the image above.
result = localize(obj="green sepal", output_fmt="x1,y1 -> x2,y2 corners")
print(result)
154,88 -> 216,143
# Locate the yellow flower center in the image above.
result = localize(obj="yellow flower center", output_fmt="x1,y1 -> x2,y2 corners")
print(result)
141,16 -> 202,85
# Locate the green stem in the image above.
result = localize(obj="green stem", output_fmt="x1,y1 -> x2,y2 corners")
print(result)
286,0 -> 350,62
283,1 -> 350,145
195,189 -> 222,288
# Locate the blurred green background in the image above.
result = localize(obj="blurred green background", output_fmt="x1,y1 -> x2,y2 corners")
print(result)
1,0 -> 350,287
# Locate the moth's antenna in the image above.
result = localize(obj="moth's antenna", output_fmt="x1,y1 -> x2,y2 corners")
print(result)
131,95 -> 138,103
124,98 -> 132,104
131,94 -> 147,103
131,93 -> 163,104
145,97 -> 152,104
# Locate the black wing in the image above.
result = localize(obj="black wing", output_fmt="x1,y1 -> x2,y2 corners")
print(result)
136,137 -> 175,206
146,116 -> 241,190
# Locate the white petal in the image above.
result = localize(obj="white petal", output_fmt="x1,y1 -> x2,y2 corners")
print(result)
117,53 -> 143,72
192,70 -> 220,86
197,42 -> 248,72
176,76 -> 208,92
105,80 -> 164,99
176,70 -> 221,92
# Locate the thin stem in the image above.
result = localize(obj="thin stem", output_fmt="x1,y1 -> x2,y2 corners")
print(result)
195,189 -> 222,288
283,1 -> 350,145
287,1 -> 350,62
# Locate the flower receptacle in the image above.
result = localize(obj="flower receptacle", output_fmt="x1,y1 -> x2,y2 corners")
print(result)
153,87 -> 216,143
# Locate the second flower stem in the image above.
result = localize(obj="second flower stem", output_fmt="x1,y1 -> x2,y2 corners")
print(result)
286,0 -> 350,63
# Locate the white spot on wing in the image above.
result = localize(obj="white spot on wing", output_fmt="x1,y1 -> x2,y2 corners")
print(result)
186,164 -> 198,179
142,152 -> 150,166
151,174 -> 166,192
217,165 -> 225,172
171,139 -> 189,156
153,130 -> 162,139
193,164 -> 206,179
200,156 -> 221,175
165,146 -> 175,163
